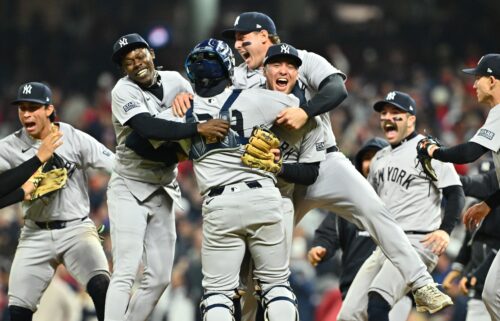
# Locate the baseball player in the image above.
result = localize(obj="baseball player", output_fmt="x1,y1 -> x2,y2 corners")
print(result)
337,91 -> 465,321
308,137 -> 413,321
0,82 -> 114,321
147,38 -> 329,321
0,128 -> 62,208
106,33 -> 230,321
422,53 -> 500,320
206,11 -> 455,313
442,164 -> 499,321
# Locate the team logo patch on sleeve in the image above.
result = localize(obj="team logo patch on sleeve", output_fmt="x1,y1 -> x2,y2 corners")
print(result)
123,101 -> 140,113
478,128 -> 495,140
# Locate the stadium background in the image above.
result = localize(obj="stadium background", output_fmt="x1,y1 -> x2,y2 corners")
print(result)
0,1 -> 499,320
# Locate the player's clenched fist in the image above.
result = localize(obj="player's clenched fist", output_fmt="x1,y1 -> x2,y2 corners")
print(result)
308,246 -> 327,267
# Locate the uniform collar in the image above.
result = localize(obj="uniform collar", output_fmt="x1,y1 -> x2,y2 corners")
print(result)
390,131 -> 418,149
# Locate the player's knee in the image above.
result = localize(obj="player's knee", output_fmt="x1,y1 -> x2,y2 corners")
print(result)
200,291 -> 240,321
9,305 -> 34,321
259,283 -> 299,321
367,291 -> 391,321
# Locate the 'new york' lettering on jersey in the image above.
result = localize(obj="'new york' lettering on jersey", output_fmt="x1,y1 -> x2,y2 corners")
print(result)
368,134 -> 461,232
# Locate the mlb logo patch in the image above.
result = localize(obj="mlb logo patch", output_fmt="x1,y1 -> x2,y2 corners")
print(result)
316,142 -> 325,151
123,101 -> 139,112
478,128 -> 495,140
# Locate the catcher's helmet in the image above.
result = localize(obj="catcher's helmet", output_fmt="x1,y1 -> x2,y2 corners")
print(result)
185,38 -> 235,83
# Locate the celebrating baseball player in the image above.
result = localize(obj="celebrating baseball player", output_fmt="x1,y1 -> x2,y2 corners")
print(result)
420,53 -> 500,320
190,11 -> 454,314
105,33 -> 230,321
143,38 -> 327,321
336,91 -> 465,321
443,163 -> 500,321
0,127 -> 62,208
0,82 -> 114,321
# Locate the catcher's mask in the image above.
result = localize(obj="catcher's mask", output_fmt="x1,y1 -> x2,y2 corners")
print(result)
185,38 -> 235,83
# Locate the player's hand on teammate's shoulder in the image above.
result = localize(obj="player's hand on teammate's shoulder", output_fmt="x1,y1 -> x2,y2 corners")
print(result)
308,246 -> 327,267
172,92 -> 193,117
197,119 -> 230,139
36,128 -> 63,163
275,107 -> 309,130
420,229 -> 450,255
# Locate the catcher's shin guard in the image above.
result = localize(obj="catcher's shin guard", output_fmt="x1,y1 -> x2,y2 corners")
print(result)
257,282 -> 299,321
200,290 -> 241,321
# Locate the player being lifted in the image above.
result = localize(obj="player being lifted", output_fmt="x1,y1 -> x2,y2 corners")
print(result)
190,11 -> 454,314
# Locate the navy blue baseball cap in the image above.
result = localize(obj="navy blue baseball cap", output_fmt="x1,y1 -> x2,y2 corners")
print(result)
11,82 -> 52,105
373,91 -> 416,115
263,43 -> 302,67
462,54 -> 500,78
221,12 -> 277,40
112,33 -> 150,65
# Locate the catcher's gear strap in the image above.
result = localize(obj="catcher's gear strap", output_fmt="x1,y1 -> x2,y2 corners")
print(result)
433,141 -> 489,164
187,89 -> 242,160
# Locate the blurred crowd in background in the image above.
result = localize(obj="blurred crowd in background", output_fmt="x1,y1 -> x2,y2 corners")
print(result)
0,1 -> 499,320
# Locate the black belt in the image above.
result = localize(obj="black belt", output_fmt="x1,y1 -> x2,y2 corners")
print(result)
326,146 -> 339,153
34,216 -> 87,230
405,230 -> 433,235
208,181 -> 262,197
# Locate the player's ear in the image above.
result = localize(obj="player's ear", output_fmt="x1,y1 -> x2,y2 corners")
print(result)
149,48 -> 156,60
258,30 -> 269,43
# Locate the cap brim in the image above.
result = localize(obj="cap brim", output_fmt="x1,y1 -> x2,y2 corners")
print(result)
373,100 -> 406,112
462,67 -> 480,75
112,43 -> 149,65
264,54 -> 302,67
221,28 -> 237,40
11,98 -> 49,105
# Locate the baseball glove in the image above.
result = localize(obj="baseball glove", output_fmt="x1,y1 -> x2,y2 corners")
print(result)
416,135 -> 442,181
241,127 -> 282,174
29,154 -> 69,200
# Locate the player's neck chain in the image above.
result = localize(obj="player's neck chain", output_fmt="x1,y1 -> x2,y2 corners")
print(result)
390,131 -> 418,149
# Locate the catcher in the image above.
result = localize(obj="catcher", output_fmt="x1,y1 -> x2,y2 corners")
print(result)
0,82 -> 114,321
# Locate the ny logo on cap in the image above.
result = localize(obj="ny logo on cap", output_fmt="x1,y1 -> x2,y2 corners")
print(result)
234,16 -> 240,26
386,91 -> 396,101
280,44 -> 290,54
23,84 -> 32,95
118,37 -> 128,47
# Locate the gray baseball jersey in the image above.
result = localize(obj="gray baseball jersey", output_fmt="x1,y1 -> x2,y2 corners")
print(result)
106,70 -> 192,321
338,134 -> 461,320
0,123 -> 113,311
368,134 -> 462,232
0,123 -> 114,221
233,49 -> 345,149
470,104 -> 500,185
154,86 -> 321,194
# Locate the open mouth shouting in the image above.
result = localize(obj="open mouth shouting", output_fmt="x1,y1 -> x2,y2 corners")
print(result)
383,121 -> 399,140
275,77 -> 289,92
